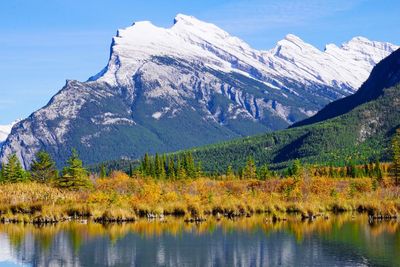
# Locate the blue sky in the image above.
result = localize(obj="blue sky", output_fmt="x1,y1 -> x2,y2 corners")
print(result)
0,0 -> 399,124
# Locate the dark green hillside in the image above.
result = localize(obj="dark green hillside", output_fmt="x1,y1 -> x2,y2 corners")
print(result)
293,49 -> 400,127
187,83 -> 400,172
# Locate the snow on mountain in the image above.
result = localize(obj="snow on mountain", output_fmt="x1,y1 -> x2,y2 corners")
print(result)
1,14 -> 398,168
0,120 -> 20,145
93,14 -> 398,93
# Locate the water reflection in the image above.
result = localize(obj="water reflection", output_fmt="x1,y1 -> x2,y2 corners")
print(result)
0,215 -> 399,266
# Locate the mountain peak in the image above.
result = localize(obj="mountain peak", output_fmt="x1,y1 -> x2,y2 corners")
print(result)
274,34 -> 313,53
173,13 -> 197,24
343,36 -> 374,48
284,34 -> 304,42
349,36 -> 370,43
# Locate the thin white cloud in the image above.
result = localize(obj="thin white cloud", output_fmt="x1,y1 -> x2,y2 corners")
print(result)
0,30 -> 111,47
203,0 -> 365,34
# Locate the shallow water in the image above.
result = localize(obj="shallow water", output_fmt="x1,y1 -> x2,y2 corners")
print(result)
0,214 -> 399,267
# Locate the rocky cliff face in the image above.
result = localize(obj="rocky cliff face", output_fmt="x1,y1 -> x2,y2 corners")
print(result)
1,14 -> 398,168
0,120 -> 20,146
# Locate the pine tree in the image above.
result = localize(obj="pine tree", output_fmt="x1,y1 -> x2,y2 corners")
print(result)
374,159 -> 383,182
226,165 -> 235,180
186,152 -> 196,178
243,157 -> 256,179
167,157 -> 175,180
154,153 -> 165,179
257,164 -> 271,180
391,129 -> 400,186
176,156 -> 186,179
142,153 -> 151,176
100,164 -> 107,178
290,159 -> 303,177
0,163 -> 5,183
194,161 -> 202,178
328,165 -> 334,178
363,163 -> 369,177
57,149 -> 91,190
128,163 -> 133,178
30,150 -> 57,183
346,161 -> 357,178
3,154 -> 28,183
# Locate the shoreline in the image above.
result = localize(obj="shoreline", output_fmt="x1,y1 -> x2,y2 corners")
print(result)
1,173 -> 399,225
0,211 -> 398,225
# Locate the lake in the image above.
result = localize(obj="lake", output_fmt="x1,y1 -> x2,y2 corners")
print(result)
0,214 -> 399,267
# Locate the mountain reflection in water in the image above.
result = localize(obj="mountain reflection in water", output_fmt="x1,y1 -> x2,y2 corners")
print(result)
0,214 -> 399,267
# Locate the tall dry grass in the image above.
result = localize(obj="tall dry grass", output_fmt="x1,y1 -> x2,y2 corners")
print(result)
0,171 -> 399,223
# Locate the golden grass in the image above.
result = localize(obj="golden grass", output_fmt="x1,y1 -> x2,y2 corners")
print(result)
0,171 -> 399,223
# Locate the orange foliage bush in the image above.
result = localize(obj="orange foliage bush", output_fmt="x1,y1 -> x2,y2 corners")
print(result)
309,178 -> 336,195
350,179 -> 373,194
95,171 -> 134,194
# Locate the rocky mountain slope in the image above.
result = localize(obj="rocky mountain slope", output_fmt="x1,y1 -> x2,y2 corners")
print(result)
0,120 -> 20,146
1,14 -> 398,168
187,48 -> 400,172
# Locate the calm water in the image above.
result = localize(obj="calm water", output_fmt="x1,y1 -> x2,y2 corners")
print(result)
0,215 -> 399,267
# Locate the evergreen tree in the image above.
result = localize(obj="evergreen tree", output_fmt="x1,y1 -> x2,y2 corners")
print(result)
226,165 -> 235,180
243,157 -> 256,179
154,153 -> 165,179
176,156 -> 186,179
154,153 -> 161,178
373,159 -> 383,182
363,163 -> 369,177
328,165 -> 335,178
142,153 -> 152,176
0,163 -> 5,183
194,161 -> 202,178
391,129 -> 400,186
368,162 -> 375,178
57,149 -> 91,190
99,164 -> 107,178
257,164 -> 271,180
3,154 -> 28,183
30,150 -> 57,183
182,152 -> 195,178
346,161 -> 357,178
128,163 -> 133,178
167,157 -> 175,179
289,159 -> 303,177
339,167 -> 346,178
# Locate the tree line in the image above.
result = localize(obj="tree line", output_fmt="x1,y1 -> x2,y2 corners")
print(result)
1,129 -> 400,188
0,149 -> 91,190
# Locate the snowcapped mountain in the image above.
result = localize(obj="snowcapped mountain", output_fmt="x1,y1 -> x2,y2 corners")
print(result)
93,15 -> 396,93
1,14 -> 398,168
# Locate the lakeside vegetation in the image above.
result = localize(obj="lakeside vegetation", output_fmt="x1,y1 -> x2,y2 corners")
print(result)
1,131 -> 400,224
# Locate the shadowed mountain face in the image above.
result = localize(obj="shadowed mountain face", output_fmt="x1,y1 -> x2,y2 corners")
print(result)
184,49 -> 400,172
293,48 -> 400,128
0,14 -> 397,168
